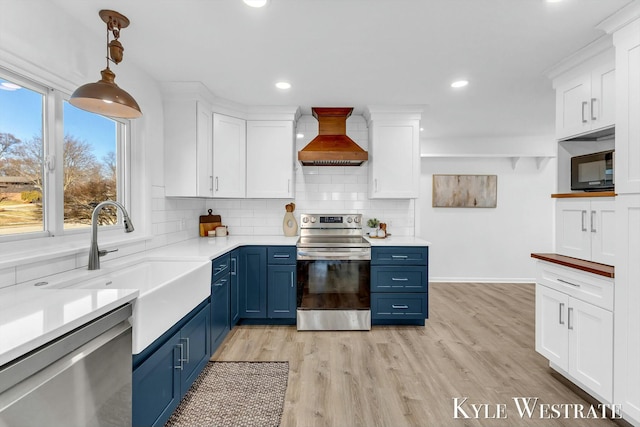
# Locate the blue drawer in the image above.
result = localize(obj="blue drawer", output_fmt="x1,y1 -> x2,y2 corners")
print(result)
267,246 -> 296,265
211,253 -> 230,280
371,293 -> 427,320
371,266 -> 426,292
371,247 -> 428,266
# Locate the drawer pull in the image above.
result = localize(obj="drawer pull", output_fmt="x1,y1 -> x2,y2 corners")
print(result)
391,277 -> 409,281
392,304 -> 409,309
557,278 -> 580,288
273,254 -> 291,259
214,278 -> 227,287
391,255 -> 408,259
559,302 -> 565,325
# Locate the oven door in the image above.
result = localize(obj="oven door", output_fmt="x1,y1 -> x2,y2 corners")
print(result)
296,247 -> 371,330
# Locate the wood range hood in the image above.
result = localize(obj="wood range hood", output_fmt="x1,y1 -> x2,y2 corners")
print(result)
298,107 -> 368,166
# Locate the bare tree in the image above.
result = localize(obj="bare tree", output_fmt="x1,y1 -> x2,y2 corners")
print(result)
0,133 -> 20,162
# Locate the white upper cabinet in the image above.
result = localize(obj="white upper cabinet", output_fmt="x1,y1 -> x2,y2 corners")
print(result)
613,20 -> 640,194
163,82 -> 214,198
555,198 -> 616,265
246,121 -> 295,198
365,108 -> 421,199
552,48 -> 615,141
212,113 -> 246,198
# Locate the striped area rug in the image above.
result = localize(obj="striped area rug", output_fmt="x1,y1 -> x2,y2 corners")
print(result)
166,361 -> 289,427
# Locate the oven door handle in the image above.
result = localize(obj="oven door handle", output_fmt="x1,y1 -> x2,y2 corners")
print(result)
297,250 -> 371,260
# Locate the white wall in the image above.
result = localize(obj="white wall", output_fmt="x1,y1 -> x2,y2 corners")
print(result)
417,136 -> 557,282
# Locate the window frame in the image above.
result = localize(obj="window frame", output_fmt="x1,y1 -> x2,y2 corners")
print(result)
0,67 -> 131,243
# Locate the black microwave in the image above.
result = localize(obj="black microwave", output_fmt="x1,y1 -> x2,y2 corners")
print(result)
571,150 -> 614,191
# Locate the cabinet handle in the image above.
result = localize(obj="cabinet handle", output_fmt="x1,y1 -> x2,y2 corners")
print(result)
558,278 -> 580,288
183,337 -> 190,364
590,210 -> 596,233
209,175 -> 213,192
581,101 -> 588,123
290,271 -> 294,288
392,304 -> 409,309
591,98 -> 597,121
231,258 -> 237,276
214,278 -> 227,287
391,277 -> 409,281
559,302 -> 565,325
273,254 -> 290,259
175,344 -> 184,370
374,179 -> 378,192
216,264 -> 228,274
391,255 -> 408,259
215,176 -> 219,191
581,210 -> 587,232
568,307 -> 574,330
287,179 -> 291,194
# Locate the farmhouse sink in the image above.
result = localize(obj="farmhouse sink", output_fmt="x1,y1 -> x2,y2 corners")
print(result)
44,257 -> 211,354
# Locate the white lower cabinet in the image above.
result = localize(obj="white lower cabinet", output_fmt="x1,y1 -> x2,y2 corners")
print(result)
535,262 -> 614,404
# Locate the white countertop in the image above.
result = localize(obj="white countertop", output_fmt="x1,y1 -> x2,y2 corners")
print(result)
0,234 -> 429,366
365,235 -> 431,246
0,285 -> 138,366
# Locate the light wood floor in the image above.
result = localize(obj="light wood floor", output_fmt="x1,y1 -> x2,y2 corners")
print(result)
212,283 -> 618,427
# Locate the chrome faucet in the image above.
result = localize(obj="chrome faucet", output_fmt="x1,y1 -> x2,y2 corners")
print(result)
88,200 -> 135,270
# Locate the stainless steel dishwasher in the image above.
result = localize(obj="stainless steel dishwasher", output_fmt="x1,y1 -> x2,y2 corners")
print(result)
0,304 -> 133,427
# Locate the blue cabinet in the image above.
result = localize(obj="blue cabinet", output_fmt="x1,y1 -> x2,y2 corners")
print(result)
229,249 -> 240,326
238,246 -> 296,322
239,246 -> 268,318
267,265 -> 296,319
371,246 -> 428,326
133,300 -> 210,427
267,247 -> 296,319
211,254 -> 231,354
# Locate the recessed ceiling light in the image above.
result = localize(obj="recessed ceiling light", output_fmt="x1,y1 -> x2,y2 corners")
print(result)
275,81 -> 291,90
451,80 -> 469,88
296,133 -> 304,139
243,0 -> 269,7
545,0 -> 563,3
420,127 -> 424,132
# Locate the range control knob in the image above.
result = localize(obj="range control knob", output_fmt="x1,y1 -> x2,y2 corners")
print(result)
354,216 -> 361,223
302,216 -> 309,223
346,217 -> 353,223
310,216 -> 317,223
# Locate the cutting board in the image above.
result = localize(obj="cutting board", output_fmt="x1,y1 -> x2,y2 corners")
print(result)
199,209 -> 222,237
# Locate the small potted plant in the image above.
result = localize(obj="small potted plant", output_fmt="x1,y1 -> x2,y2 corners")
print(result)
367,218 -> 379,236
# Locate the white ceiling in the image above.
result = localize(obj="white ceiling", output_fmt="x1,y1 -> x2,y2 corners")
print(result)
51,0 -> 631,140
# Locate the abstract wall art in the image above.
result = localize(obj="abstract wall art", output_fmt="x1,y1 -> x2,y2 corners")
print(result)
432,174 -> 498,208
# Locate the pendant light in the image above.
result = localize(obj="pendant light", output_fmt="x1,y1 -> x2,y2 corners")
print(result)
70,10 -> 142,119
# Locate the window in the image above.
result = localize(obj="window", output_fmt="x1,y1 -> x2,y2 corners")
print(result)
0,68 -> 128,240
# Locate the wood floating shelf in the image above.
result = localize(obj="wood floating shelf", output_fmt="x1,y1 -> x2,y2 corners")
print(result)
420,154 -> 555,170
531,253 -> 614,278
551,191 -> 616,198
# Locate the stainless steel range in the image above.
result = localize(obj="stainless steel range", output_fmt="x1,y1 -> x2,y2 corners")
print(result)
296,214 -> 371,331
